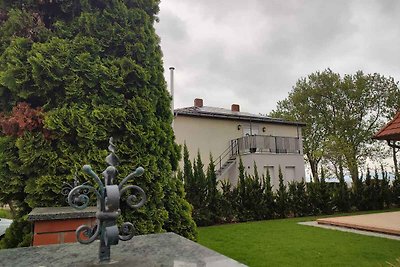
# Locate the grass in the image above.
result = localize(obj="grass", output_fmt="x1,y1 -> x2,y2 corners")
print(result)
0,208 -> 12,219
198,211 -> 400,267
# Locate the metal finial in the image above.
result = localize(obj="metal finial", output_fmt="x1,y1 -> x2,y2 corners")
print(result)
67,137 -> 147,263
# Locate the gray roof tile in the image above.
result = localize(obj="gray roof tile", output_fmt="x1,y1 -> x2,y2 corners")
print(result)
174,106 -> 305,126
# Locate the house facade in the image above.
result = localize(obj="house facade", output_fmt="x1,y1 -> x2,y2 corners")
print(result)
173,98 -> 306,189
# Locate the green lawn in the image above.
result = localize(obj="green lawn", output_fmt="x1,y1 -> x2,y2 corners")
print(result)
198,212 -> 400,267
0,208 -> 12,219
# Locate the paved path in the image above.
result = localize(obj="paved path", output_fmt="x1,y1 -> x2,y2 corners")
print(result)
299,221 -> 400,241
316,211 -> 400,236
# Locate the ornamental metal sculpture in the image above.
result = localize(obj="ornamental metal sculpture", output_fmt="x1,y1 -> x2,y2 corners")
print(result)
67,137 -> 146,263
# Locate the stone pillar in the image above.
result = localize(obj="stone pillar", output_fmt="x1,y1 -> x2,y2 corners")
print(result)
28,207 -> 97,246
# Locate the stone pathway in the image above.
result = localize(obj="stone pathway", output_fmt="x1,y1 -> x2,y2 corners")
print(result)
299,211 -> 400,241
298,221 -> 400,240
317,211 -> 400,236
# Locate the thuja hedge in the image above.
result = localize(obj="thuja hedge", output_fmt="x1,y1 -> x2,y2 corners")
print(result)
0,1 -> 197,248
182,146 -> 400,226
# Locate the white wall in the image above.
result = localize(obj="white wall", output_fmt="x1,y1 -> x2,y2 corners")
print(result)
174,115 -> 306,187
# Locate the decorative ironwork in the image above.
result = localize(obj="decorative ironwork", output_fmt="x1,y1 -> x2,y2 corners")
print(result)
61,172 -> 90,205
67,137 -> 147,263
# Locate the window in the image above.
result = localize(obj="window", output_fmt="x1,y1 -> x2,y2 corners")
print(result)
285,166 -> 296,181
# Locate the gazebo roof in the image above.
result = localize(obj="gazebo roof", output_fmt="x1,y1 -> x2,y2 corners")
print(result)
373,111 -> 400,141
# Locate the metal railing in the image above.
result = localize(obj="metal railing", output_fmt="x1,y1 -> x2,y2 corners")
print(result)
213,135 -> 300,174
213,139 -> 239,172
236,135 -> 300,154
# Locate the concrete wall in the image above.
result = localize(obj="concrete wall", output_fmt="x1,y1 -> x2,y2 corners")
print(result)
220,154 -> 306,189
173,115 -> 305,186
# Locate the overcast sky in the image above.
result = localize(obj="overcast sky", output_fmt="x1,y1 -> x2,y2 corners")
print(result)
155,0 -> 400,115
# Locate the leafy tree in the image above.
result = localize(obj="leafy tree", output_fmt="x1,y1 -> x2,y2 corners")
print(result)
275,166 -> 288,218
271,69 -> 400,183
0,0 -> 196,247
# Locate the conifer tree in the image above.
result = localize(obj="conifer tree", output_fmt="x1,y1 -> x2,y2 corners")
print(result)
263,169 -> 275,219
392,176 -> 400,206
183,143 -> 194,201
373,168 -> 383,209
219,180 -> 237,222
319,168 -> 332,214
306,180 -> 320,215
363,168 -> 374,210
352,174 -> 364,211
243,163 -> 265,221
191,151 -> 210,225
333,175 -> 350,212
206,154 -> 219,223
288,181 -> 298,216
275,166 -> 288,218
238,156 -> 246,207
296,178 -> 308,217
380,165 -> 391,208
0,1 -> 196,247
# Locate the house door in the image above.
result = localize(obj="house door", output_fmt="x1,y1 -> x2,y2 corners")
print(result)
243,126 -> 258,136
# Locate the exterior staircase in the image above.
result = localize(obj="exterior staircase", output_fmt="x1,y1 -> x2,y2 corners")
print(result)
215,155 -> 237,178
214,140 -> 239,180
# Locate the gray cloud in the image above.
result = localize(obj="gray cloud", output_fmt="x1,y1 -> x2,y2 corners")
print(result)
156,0 -> 400,114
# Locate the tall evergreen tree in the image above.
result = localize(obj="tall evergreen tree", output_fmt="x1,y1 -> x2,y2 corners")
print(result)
287,181 -> 298,216
319,167 -> 332,214
362,168 -> 374,210
238,156 -> 246,207
183,143 -> 194,201
0,1 -> 196,247
380,165 -> 391,208
263,169 -> 275,219
275,166 -> 288,218
206,154 -> 219,223
333,175 -> 350,212
373,168 -> 383,209
191,151 -> 210,225
296,179 -> 308,217
306,180 -> 320,215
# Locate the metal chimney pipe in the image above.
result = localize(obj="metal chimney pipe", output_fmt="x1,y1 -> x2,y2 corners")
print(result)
169,67 -> 175,116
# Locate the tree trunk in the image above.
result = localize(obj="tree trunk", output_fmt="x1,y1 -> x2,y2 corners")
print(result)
393,143 -> 399,178
346,154 -> 359,184
309,158 -> 319,183
338,160 -> 345,182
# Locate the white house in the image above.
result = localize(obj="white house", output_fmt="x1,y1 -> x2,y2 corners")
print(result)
173,98 -> 306,189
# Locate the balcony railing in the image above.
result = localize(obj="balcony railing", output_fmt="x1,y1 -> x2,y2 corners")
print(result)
235,135 -> 301,155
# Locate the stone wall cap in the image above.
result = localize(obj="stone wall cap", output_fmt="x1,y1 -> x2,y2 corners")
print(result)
28,206 -> 97,221
0,232 -> 247,266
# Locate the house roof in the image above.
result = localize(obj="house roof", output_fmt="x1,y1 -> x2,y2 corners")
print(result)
174,106 -> 306,126
373,111 -> 400,141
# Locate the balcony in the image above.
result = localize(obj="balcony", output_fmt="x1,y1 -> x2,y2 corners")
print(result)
214,135 -> 301,175
233,135 -> 301,155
